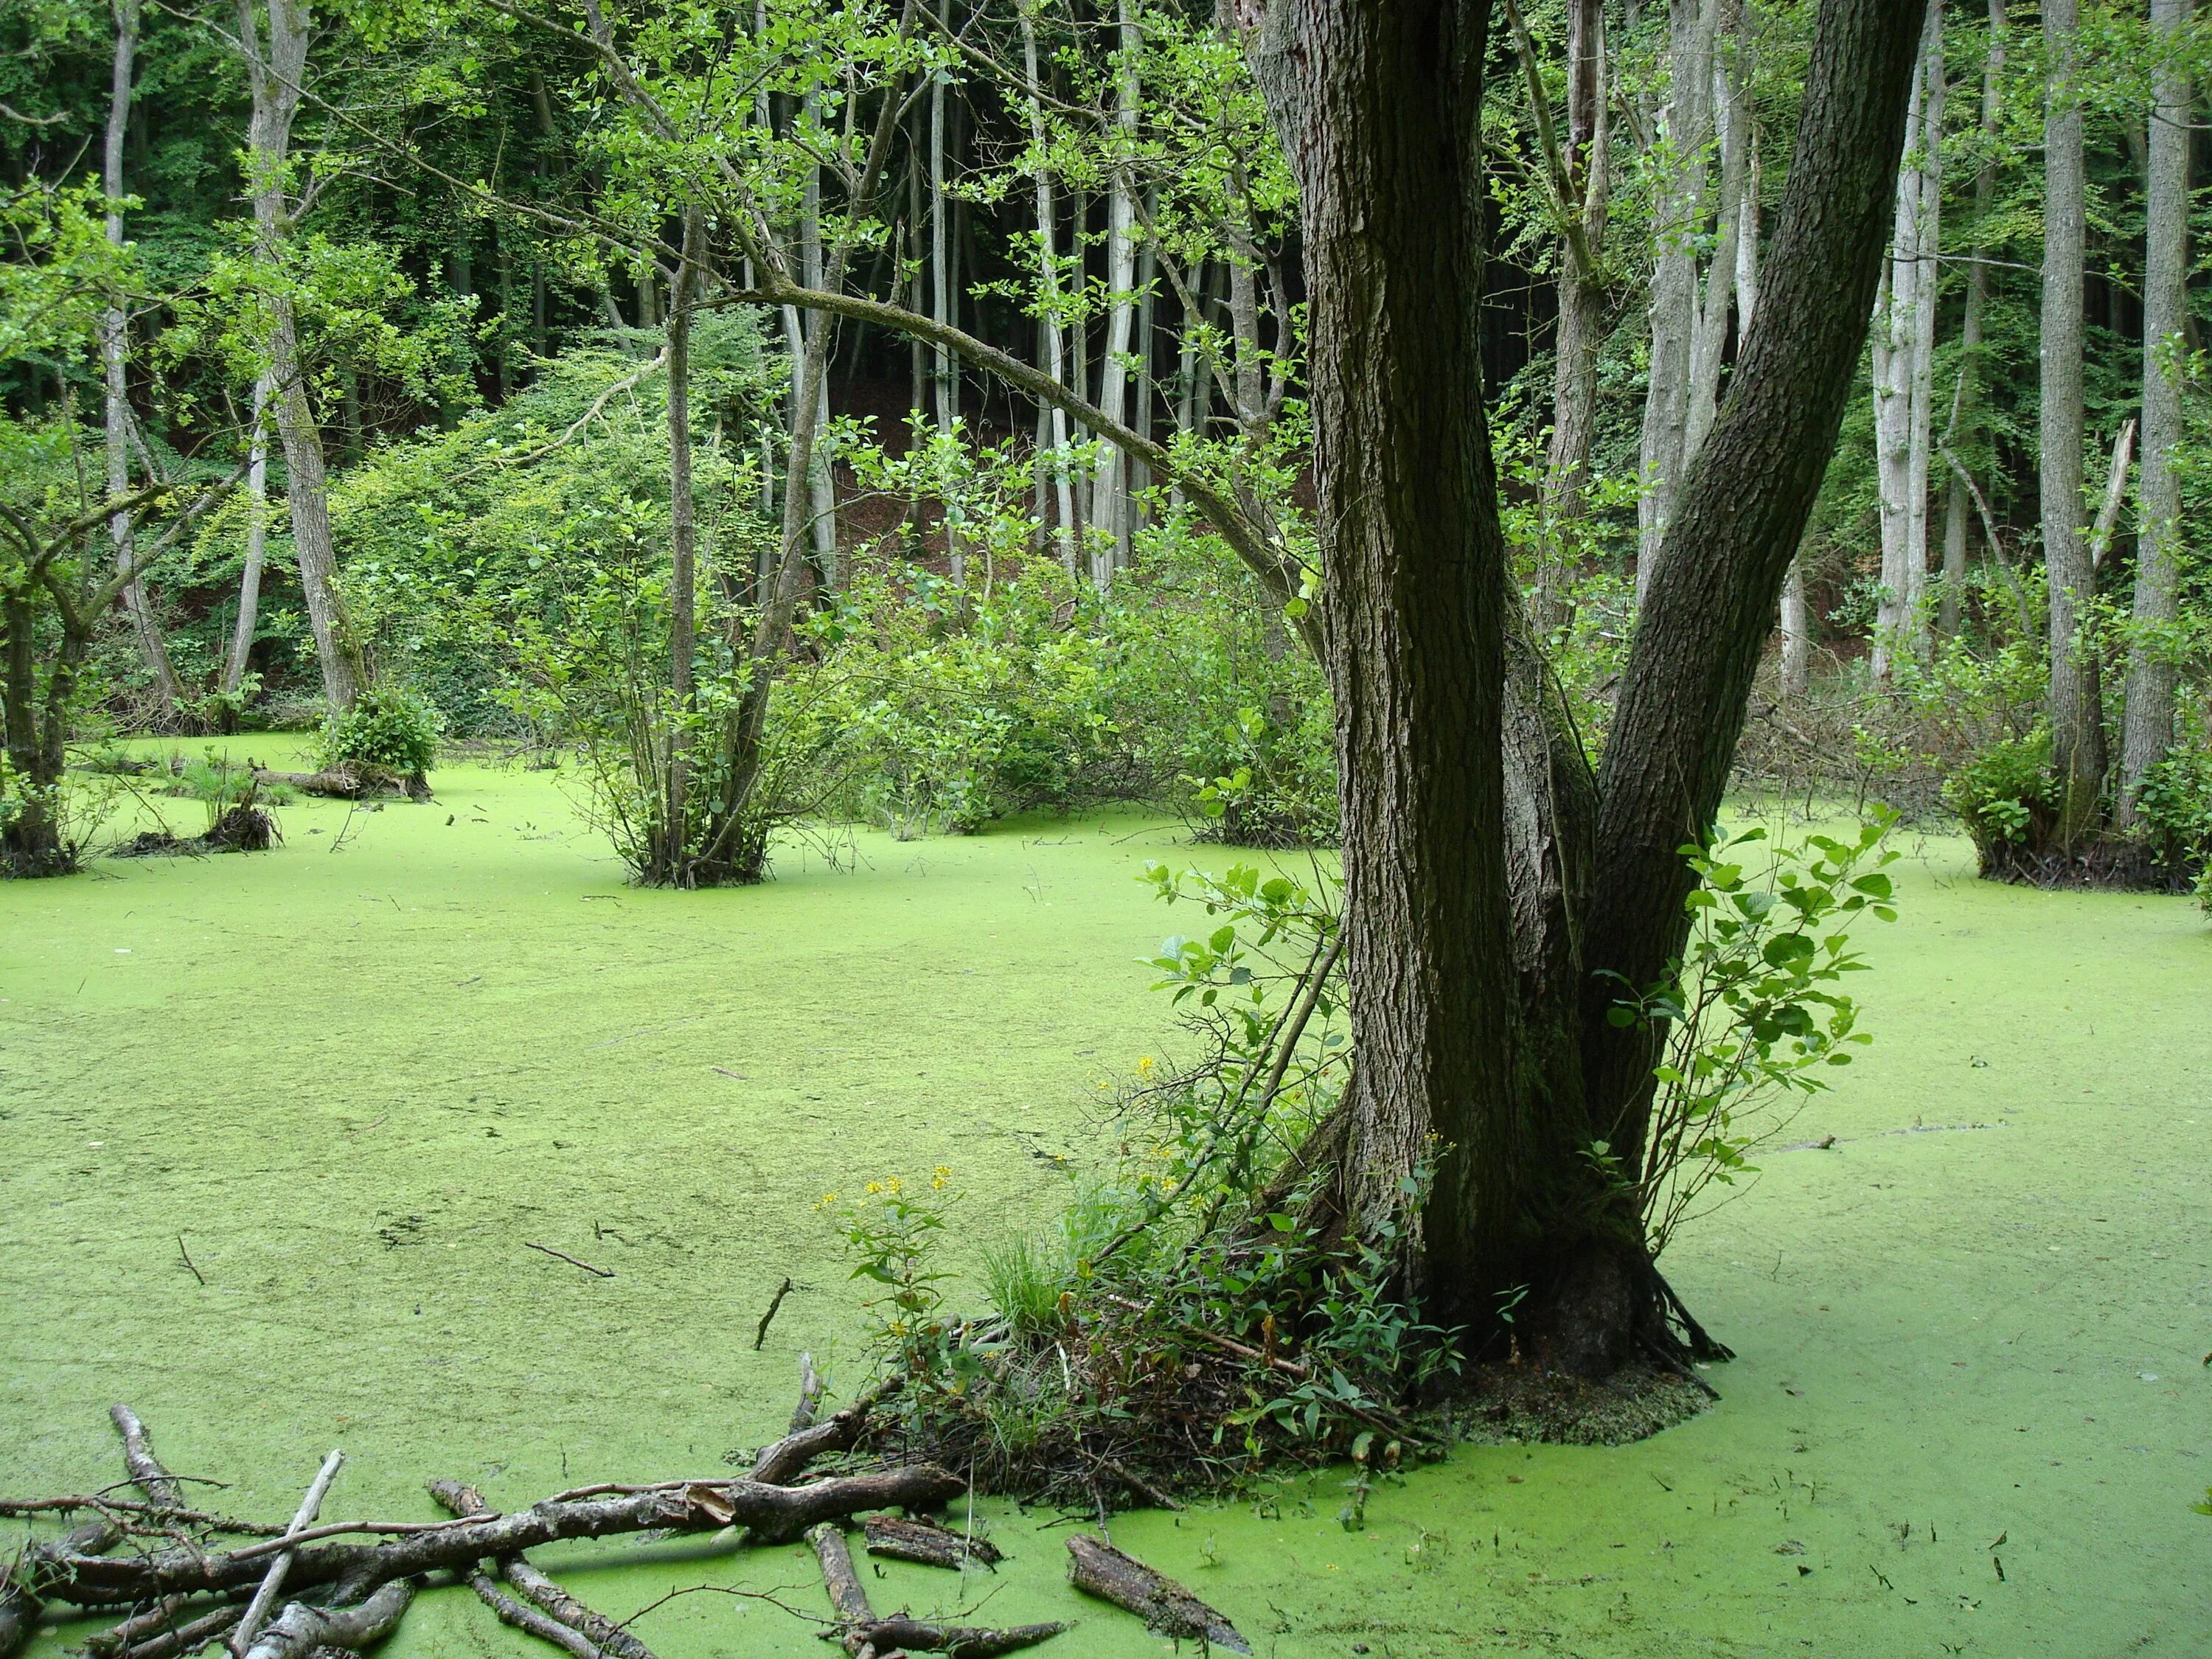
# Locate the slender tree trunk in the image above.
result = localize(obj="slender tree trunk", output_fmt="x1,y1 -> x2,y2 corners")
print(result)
1940,0 -> 2003,639
103,0 -> 184,720
661,207 -> 704,885
223,374 -> 272,697
800,100 -> 839,588
1635,0 -> 1717,601
1683,0 -> 1748,470
1870,9 -> 1939,679
1540,0 -> 1610,625
2118,0 -> 2191,827
238,0 -> 363,712
1087,0 -> 1141,588
1780,560 -> 1810,699
1020,1 -> 1079,577
2042,0 -> 2105,835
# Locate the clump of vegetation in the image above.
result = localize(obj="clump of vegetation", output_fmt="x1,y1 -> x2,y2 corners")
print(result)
316,685 -> 440,787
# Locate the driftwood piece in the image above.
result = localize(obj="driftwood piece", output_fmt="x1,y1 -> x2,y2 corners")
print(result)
109,1406 -> 184,1508
230,1450 -> 346,1657
861,1514 -> 1001,1571
430,1480 -> 655,1659
41,1467 -> 966,1610
240,1578 -> 415,1659
846,1618 -> 1068,1658
751,1376 -> 901,1485
791,1355 -> 825,1433
1064,1536 -> 1246,1653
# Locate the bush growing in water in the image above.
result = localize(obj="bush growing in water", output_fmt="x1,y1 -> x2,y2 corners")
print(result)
316,685 -> 442,780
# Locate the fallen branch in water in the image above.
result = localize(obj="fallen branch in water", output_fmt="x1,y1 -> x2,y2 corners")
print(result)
431,1480 -> 656,1659
1065,1535 -> 1245,1653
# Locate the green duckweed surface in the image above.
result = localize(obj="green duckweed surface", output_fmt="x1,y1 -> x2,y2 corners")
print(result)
3,758 -> 2208,1658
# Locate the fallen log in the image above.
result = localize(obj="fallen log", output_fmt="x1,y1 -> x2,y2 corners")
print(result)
108,1406 -> 184,1509
459,1567 -> 604,1659
845,1618 -> 1068,1658
861,1514 -> 1001,1571
240,1577 -> 415,1659
1063,1536 -> 1245,1653
430,1480 -> 655,1659
91,1599 -> 243,1659
39,1467 -> 966,1610
251,767 -> 430,802
807,1525 -> 889,1658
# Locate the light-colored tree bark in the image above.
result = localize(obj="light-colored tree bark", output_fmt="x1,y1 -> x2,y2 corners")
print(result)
1870,2 -> 1941,681
237,0 -> 364,712
2119,0 -> 2192,827
103,0 -> 185,718
223,374 -> 272,696
1938,0 -> 2005,638
1019,1 -> 1078,576
1635,0 -> 1718,602
1087,0 -> 1142,588
1683,0 -> 1750,469
2042,0 -> 2104,834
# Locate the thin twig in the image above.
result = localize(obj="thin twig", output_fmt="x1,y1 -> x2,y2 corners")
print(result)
524,1242 -> 614,1279
753,1278 -> 794,1350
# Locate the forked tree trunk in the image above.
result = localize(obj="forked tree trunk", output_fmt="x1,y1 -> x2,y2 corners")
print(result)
2118,0 -> 2191,827
2042,0 -> 2105,837
1248,0 -> 1924,1368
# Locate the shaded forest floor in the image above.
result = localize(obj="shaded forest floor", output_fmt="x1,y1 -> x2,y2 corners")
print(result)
2,754 -> 2207,1657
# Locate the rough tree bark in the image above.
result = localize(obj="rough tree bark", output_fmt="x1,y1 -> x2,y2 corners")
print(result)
2042,0 -> 2105,836
2118,0 -> 2191,827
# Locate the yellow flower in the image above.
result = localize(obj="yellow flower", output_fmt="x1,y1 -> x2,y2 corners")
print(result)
931,1164 -> 950,1192
866,1180 -> 883,1195
815,1192 -> 838,1210
1136,1055 -> 1156,1077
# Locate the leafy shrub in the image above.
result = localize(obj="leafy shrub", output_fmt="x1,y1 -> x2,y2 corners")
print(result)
316,685 -> 441,778
2131,746 -> 2212,877
1601,815 -> 1899,1256
1942,726 -> 2056,869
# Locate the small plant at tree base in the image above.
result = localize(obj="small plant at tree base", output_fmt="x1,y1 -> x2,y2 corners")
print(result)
1601,814 -> 1900,1259
821,1170 -> 962,1394
317,685 -> 441,782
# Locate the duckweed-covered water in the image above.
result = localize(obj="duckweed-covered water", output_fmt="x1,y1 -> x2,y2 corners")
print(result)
3,757 -> 2206,1656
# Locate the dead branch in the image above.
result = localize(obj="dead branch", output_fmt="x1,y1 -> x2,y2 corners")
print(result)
230,1450 -> 345,1655
1,1520 -> 118,1659
754,1277 -> 795,1349
524,1242 -> 614,1279
109,1407 -> 183,1508
89,1599 -> 242,1659
459,1567 -> 604,1659
0,1498 -> 279,1535
1064,1536 -> 1245,1653
791,1354 -> 825,1433
240,1578 -> 415,1659
39,1467 -> 967,1609
806,1526 -> 882,1657
861,1514 -> 1001,1571
750,1375 -> 901,1485
252,768 -> 430,802
431,1480 -> 655,1659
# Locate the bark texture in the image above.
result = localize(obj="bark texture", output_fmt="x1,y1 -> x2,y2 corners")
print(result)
2119,0 -> 2192,824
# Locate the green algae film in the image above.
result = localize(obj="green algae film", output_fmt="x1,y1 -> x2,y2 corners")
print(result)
1,771 -> 2205,1655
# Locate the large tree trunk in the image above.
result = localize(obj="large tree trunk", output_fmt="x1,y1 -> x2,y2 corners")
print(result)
239,0 -> 364,712
2118,0 -> 2191,827
1245,0 -> 1523,1327
2042,0 -> 2105,836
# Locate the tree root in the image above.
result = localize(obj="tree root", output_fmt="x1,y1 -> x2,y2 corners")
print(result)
1064,1536 -> 1245,1653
